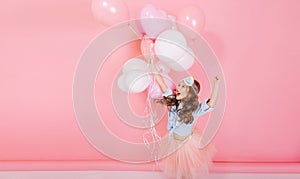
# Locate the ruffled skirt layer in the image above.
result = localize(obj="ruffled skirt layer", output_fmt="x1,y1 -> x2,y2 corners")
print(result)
158,130 -> 216,179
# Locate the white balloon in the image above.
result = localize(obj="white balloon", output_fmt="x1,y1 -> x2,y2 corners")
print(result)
117,74 -> 129,92
122,58 -> 148,73
158,29 -> 187,45
125,70 -> 152,93
154,30 -> 187,62
168,48 -> 195,71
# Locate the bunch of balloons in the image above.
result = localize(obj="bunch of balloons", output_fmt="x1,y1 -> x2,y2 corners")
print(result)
117,56 -> 175,98
91,1 -> 206,95
91,1 -> 206,34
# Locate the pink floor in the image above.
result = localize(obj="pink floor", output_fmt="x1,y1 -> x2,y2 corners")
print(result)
0,171 -> 300,179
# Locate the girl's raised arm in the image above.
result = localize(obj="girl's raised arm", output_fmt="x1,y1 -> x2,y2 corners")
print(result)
149,55 -> 168,93
207,76 -> 221,108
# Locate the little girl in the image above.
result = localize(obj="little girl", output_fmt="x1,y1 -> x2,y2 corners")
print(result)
151,59 -> 220,179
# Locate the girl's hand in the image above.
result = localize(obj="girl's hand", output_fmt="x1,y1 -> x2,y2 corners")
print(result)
215,76 -> 221,83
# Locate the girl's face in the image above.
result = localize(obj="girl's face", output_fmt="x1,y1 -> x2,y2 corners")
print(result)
176,81 -> 188,100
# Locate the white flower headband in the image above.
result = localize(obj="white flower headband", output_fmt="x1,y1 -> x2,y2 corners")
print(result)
183,75 -> 195,86
183,74 -> 198,94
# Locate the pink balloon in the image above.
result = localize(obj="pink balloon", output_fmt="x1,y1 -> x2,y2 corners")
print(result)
139,4 -> 172,39
135,19 -> 146,36
177,6 -> 206,33
140,36 -> 154,56
91,0 -> 129,26
148,75 -> 175,99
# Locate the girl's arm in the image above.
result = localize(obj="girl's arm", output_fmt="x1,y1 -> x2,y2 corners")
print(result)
207,76 -> 221,108
150,56 -> 168,93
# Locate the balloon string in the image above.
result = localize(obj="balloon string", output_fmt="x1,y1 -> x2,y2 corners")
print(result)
127,22 -> 143,38
142,77 -> 161,168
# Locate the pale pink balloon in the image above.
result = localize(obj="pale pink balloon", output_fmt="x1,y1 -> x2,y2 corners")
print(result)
135,19 -> 146,36
148,75 -> 175,99
177,6 -> 206,33
140,36 -> 154,56
91,0 -> 129,26
139,4 -> 172,39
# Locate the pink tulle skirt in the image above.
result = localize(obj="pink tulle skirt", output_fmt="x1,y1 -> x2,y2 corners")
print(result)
158,130 -> 216,179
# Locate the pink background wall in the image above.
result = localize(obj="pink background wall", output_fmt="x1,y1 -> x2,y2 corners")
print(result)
1,0 -> 300,171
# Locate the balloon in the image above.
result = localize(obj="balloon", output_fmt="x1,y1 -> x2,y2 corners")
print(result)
177,6 -> 205,38
155,61 -> 170,74
140,36 -> 154,57
91,0 -> 129,26
139,4 -> 172,39
125,70 -> 152,93
122,58 -> 148,73
118,58 -> 150,93
168,48 -> 195,71
154,29 -> 187,62
148,80 -> 162,99
148,74 -> 175,99
134,19 -> 146,36
117,74 -> 129,92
